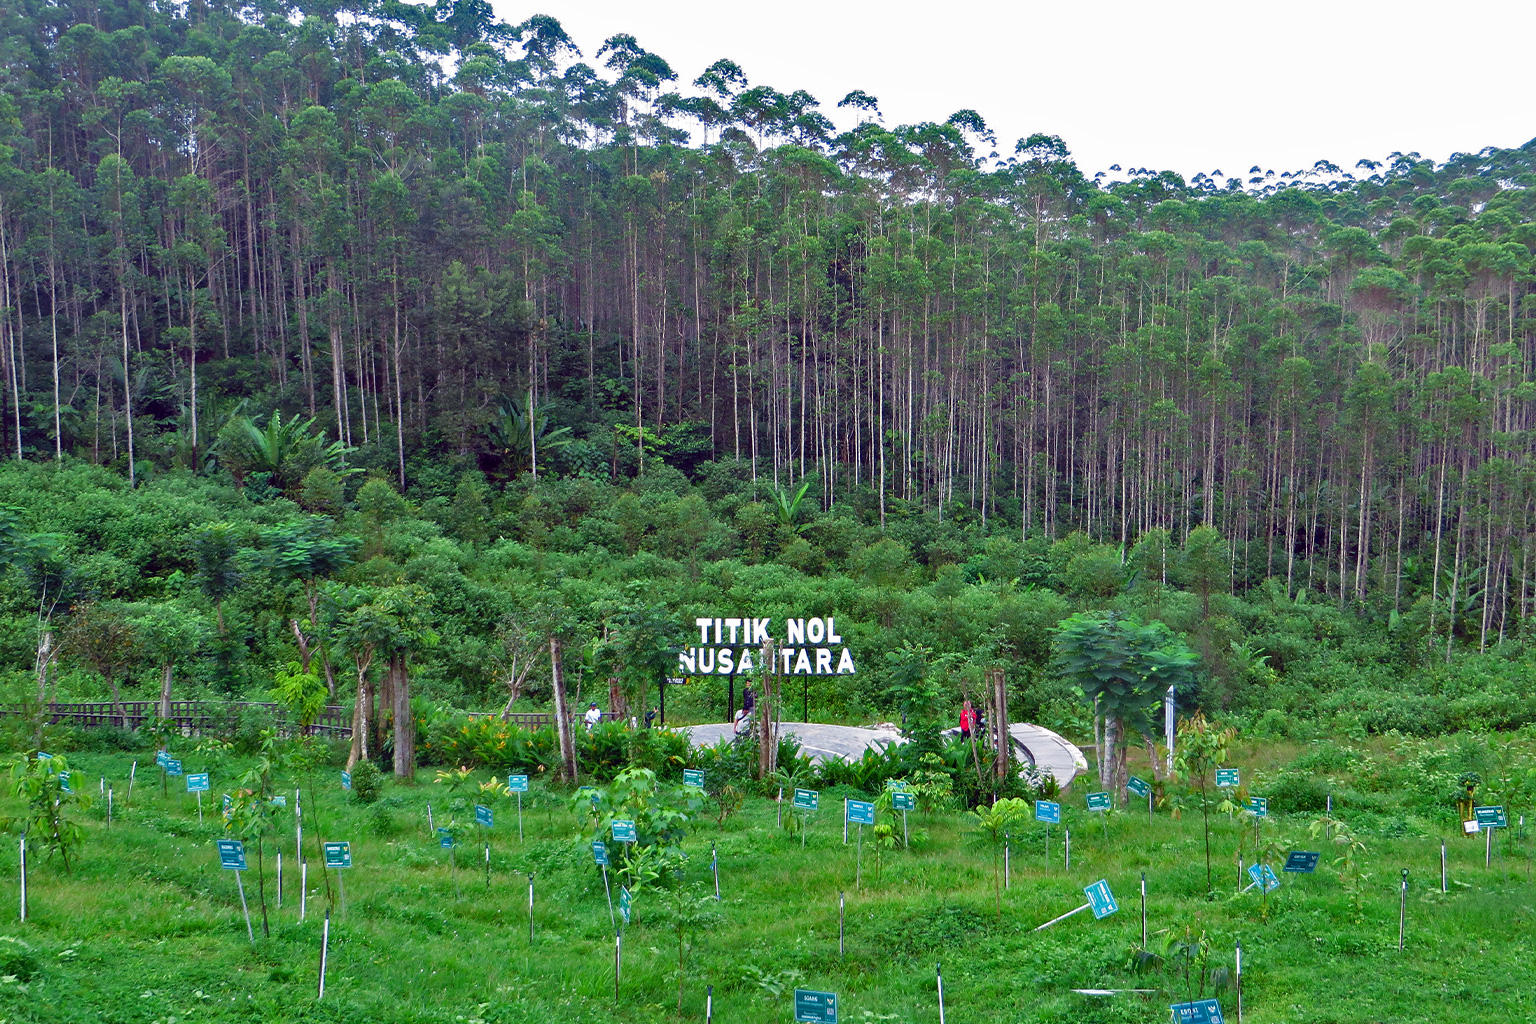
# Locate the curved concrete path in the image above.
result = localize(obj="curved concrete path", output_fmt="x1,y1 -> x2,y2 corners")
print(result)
683,720 -> 1085,787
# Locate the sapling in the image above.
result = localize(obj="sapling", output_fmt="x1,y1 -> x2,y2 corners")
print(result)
3,753 -> 88,874
659,886 -> 721,1014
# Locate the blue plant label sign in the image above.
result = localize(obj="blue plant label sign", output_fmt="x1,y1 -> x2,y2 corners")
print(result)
217,840 -> 247,871
1474,805 -> 1508,829
892,791 -> 916,811
154,751 -> 166,767
1127,776 -> 1151,798
1170,998 -> 1225,1023
1084,879 -> 1118,919
592,841 -> 608,866
58,772 -> 72,793
1035,800 -> 1061,824
437,827 -> 455,848
619,886 -> 632,925
612,820 -> 637,843
794,988 -> 838,1023
508,775 -> 529,793
165,759 -> 183,776
323,841 -> 352,869
1086,792 -> 1112,812
846,800 -> 875,826
1216,768 -> 1239,788
793,788 -> 819,810
884,779 -> 909,791
187,773 -> 210,793
340,771 -> 352,790
270,796 -> 286,808
37,752 -> 53,761
221,794 -> 232,819
1284,851 -> 1320,873
475,804 -> 493,828
1249,797 -> 1268,817
1247,863 -> 1280,892
683,769 -> 705,788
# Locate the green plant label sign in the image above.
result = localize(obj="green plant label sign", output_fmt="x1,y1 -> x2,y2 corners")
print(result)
1216,768 -> 1239,788
1474,805 -> 1508,829
619,886 -> 631,925
323,841 -> 352,869
437,827 -> 454,848
592,841 -> 608,866
1035,800 -> 1060,824
1247,863 -> 1280,892
892,792 -> 916,811
221,794 -> 232,818
793,988 -> 838,1023
1248,797 -> 1267,817
884,779 -> 909,791
187,773 -> 210,793
165,759 -> 183,777
1170,998 -> 1225,1023
683,769 -> 705,788
217,840 -> 247,871
154,751 -> 167,767
270,796 -> 286,808
793,788 -> 819,811
1084,879 -> 1118,919
612,820 -> 637,843
58,771 -> 72,793
340,771 -> 351,790
475,804 -> 493,828
846,800 -> 875,826
1126,776 -> 1151,798
508,775 -> 529,793
37,752 -> 53,761
1086,792 -> 1112,811
1283,851 -> 1320,873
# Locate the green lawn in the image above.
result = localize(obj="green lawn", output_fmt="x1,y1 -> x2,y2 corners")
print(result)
0,749 -> 1531,1024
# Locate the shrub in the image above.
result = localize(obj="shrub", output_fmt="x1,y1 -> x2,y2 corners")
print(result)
350,760 -> 382,804
0,935 -> 40,982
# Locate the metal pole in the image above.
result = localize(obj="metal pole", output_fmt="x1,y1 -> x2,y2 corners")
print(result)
707,984 -> 713,1024
903,808 -> 909,848
127,761 -> 135,807
277,853 -> 282,909
296,788 -> 302,868
1065,829 -> 1071,872
838,891 -> 844,957
1004,833 -> 1010,890
528,874 -> 535,943
1486,823 -> 1492,868
18,837 -> 25,922
843,799 -> 848,844
318,910 -> 329,999
614,930 -> 621,1001
602,864 -> 615,928
1441,839 -> 1447,893
339,869 -> 346,919
235,871 -> 255,946
712,845 -> 720,900
856,824 -> 862,888
1140,871 -> 1147,946
108,786 -> 113,825
1148,788 -> 1153,823
485,841 -> 490,889
1235,941 -> 1242,1023
197,790 -> 202,822
777,786 -> 784,828
937,963 -> 946,1024
427,804 -> 434,834
1033,902 -> 1090,931
1398,869 -> 1408,951
301,860 -> 307,922
516,793 -> 523,841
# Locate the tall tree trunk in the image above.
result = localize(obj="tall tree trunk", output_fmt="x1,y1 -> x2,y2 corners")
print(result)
551,638 -> 577,783
158,662 -> 174,720
390,652 -> 413,779
346,652 -> 373,770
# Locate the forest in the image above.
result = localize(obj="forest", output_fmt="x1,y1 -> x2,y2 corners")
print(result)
0,0 -> 1534,748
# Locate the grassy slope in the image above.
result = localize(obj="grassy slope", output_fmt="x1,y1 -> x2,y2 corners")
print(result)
0,749 -> 1531,1024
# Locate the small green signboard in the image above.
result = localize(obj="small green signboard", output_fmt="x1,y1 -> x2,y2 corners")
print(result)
187,773 -> 210,793
475,804 -> 493,828
618,885 -> 632,925
323,841 -> 352,869
793,988 -> 838,1023
884,779 -> 909,791
508,775 -> 529,793
1474,805 -> 1508,829
1283,851 -> 1320,873
1084,879 -> 1118,919
1171,998 -> 1225,1023
1126,776 -> 1151,798
221,794 -> 232,818
845,800 -> 875,826
154,751 -> 167,767
892,791 -> 916,811
437,827 -> 455,848
217,840 -> 247,871
58,771 -> 72,793
1215,768 -> 1239,788
1035,800 -> 1061,824
164,759 -> 184,777
683,769 -> 705,788
612,820 -> 637,843
36,752 -> 52,761
340,771 -> 352,790
793,788 -> 819,811
1086,792 -> 1112,812
270,795 -> 286,808
1249,796 -> 1268,817
592,841 -> 608,867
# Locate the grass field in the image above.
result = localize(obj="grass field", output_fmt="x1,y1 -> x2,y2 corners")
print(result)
0,741 -> 1532,1024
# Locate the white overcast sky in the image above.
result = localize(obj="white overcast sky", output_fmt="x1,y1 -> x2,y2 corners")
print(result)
488,0 -> 1536,180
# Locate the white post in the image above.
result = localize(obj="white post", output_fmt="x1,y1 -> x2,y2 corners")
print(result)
196,790 -> 203,823
1140,871 -> 1147,945
318,909 -> 329,999
516,793 -> 523,841
427,804 -> 434,834
18,837 -> 25,922
301,861 -> 308,922
712,845 -> 720,900
1004,833 -> 1010,890
277,852 -> 283,909
528,874 -> 535,943
1485,823 -> 1492,868
1065,829 -> 1071,872
235,871 -> 255,946
936,963 -> 945,1024
108,785 -> 113,825
838,891 -> 844,957
602,864 -> 614,929
706,984 -> 713,1023
614,930 -> 622,999
777,786 -> 783,828
296,787 -> 302,867
1164,685 -> 1176,775
843,799 -> 848,844
1033,902 -> 1090,931
1398,869 -> 1408,951
1441,839 -> 1447,893
127,761 -> 136,807
1235,940 -> 1243,1023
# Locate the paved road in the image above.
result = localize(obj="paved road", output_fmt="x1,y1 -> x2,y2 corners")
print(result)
682,720 -> 1085,787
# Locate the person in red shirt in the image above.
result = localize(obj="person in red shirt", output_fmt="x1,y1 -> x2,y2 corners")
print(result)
959,700 -> 978,739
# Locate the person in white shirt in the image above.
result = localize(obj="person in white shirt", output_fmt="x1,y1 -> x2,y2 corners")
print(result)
583,702 -> 602,730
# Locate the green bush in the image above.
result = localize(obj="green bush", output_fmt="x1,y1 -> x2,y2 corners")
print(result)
0,935 -> 40,982
350,760 -> 382,804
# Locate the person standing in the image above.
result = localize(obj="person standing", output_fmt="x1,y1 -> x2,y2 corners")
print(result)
959,700 -> 978,739
584,702 -> 602,731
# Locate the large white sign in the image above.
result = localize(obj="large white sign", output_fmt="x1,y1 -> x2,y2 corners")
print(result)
677,617 -> 857,676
